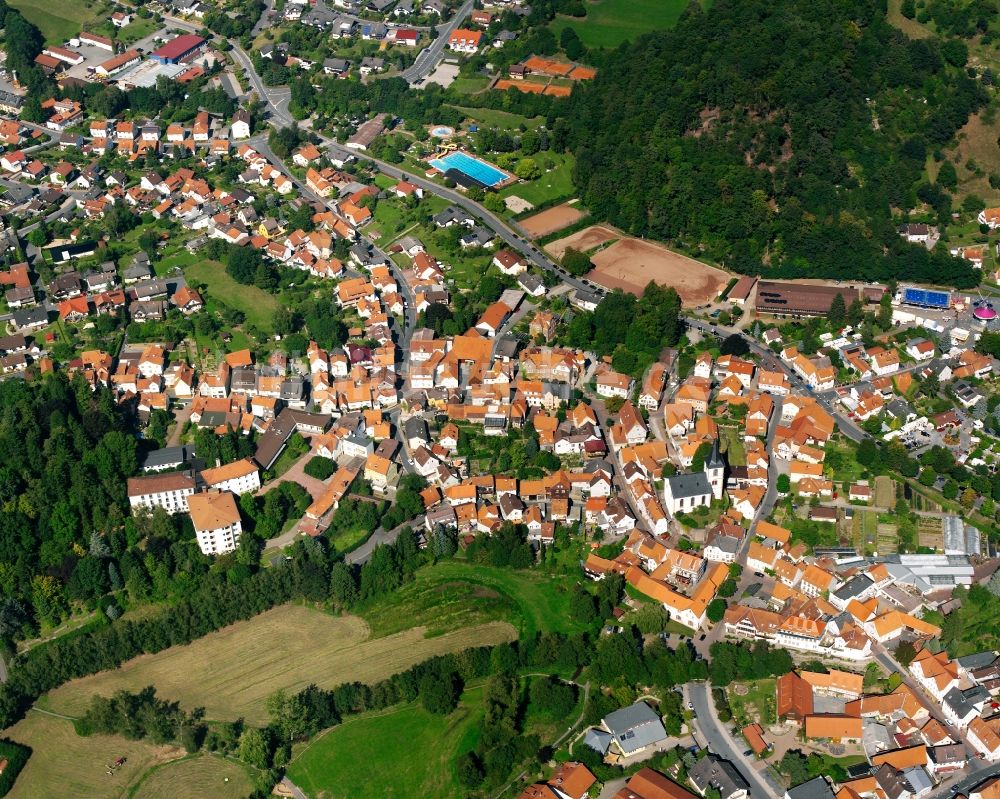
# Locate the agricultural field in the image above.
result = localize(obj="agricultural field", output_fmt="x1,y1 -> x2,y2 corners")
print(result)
852,509 -> 878,555
287,684 -> 485,799
917,517 -> 944,551
183,259 -> 279,332
39,605 -> 515,725
551,0 -> 706,48
873,476 -> 897,509
5,711 -> 177,799
8,0 -> 106,43
359,560 -> 590,640
131,754 -> 256,799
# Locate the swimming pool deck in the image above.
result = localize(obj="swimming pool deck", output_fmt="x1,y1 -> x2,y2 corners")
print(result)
425,149 -> 517,190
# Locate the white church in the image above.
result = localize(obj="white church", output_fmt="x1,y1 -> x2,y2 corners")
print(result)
662,440 -> 725,515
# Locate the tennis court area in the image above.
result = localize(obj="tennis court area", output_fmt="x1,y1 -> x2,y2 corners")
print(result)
429,151 -> 512,188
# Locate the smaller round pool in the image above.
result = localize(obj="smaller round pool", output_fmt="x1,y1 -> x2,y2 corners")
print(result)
430,126 -> 455,138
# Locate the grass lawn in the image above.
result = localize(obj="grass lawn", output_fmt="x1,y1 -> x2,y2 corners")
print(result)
447,105 -> 546,131
39,605 -> 515,725
287,684 -> 484,799
551,0 -> 707,48
727,678 -> 776,726
498,152 -> 576,208
8,0 -> 103,43
327,525 -> 370,554
4,711 -> 175,799
450,76 -> 491,95
184,260 -> 278,332
368,199 -> 409,241
130,753 -> 255,799
359,560 -> 589,640
720,426 -> 746,466
96,15 -> 159,45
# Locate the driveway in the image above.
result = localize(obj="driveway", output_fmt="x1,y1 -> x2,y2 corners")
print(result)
257,449 -> 327,500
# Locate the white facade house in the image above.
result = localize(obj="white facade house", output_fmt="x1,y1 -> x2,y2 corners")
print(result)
127,473 -> 196,514
188,490 -> 243,555
199,457 -> 261,495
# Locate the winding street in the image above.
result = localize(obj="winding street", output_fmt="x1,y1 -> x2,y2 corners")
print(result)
230,38 -> 602,299
686,682 -> 786,798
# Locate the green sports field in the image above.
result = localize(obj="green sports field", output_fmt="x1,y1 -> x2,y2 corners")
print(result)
552,0 -> 709,48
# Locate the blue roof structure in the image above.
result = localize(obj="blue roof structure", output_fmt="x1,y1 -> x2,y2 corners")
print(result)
902,287 -> 950,308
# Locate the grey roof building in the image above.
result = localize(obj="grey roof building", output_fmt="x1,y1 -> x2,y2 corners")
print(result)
784,776 -> 836,799
663,472 -> 712,500
583,728 -> 612,754
140,445 -> 197,472
601,701 -> 667,757
956,651 -> 998,672
688,755 -> 749,799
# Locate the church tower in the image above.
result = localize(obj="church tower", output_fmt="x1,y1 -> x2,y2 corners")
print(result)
703,438 -> 725,500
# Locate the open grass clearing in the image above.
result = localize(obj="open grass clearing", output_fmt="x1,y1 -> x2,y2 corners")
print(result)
130,753 -> 255,799
8,0 -> 104,43
935,109 -> 1000,205
498,152 -> 577,209
551,0 -> 703,48
886,0 -> 932,39
184,259 -> 279,332
287,684 -> 484,799
447,105 -> 546,130
359,560 -> 589,640
40,604 -> 515,725
450,76 -> 491,95
4,711 -> 178,799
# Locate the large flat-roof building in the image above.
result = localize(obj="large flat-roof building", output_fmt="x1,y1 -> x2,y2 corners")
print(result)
755,281 -> 862,317
150,34 -> 206,64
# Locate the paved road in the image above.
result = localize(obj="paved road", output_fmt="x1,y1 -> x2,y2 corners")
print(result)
687,682 -> 786,798
232,41 -> 601,301
401,0 -> 475,84
687,320 -> 867,442
345,514 -> 425,564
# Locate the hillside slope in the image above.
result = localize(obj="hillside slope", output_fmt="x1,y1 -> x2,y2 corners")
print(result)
564,0 -> 985,287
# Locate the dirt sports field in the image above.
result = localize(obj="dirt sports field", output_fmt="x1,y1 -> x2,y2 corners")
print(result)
519,202 -> 586,238
39,605 -> 516,725
588,238 -> 729,306
543,224 -> 619,260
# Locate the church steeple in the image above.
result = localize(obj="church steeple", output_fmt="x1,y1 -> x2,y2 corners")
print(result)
703,438 -> 725,500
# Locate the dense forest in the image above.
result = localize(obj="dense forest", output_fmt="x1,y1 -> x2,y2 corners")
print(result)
564,0 -> 986,287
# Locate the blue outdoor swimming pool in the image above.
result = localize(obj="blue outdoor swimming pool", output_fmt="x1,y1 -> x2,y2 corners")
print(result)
429,151 -> 508,187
